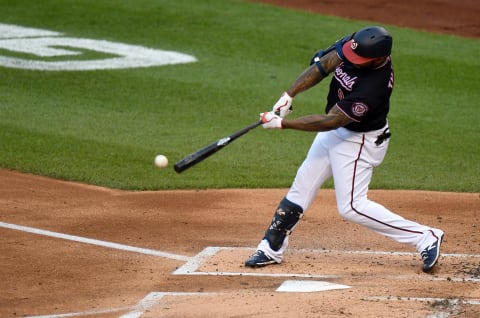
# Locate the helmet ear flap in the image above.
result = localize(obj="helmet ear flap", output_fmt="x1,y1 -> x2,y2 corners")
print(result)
333,33 -> 354,61
310,32 -> 355,68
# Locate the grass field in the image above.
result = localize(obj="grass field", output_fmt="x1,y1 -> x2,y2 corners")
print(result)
0,0 -> 478,192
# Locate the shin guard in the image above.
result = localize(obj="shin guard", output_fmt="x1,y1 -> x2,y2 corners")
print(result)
264,197 -> 303,251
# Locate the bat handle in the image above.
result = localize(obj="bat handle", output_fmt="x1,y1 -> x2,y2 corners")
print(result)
229,120 -> 262,139
252,120 -> 263,128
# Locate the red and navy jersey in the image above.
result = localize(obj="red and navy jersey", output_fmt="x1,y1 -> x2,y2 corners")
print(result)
325,58 -> 394,132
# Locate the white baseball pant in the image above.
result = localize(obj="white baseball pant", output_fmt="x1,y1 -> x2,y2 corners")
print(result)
258,124 -> 444,263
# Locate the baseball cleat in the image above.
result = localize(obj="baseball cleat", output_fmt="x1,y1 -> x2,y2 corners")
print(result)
245,250 -> 277,268
421,234 -> 444,273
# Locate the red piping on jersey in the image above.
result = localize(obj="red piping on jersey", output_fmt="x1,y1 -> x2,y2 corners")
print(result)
334,104 -> 359,122
349,134 -> 428,236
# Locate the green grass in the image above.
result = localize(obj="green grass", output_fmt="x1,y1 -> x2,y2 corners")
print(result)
0,0 -> 478,192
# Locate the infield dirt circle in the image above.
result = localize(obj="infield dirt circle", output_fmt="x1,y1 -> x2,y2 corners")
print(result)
1,1 -> 479,317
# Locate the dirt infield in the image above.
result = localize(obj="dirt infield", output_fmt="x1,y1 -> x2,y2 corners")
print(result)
1,169 -> 479,317
1,1 -> 479,317
255,0 -> 480,38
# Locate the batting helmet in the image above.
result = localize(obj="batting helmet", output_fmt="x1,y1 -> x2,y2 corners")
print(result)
342,26 -> 393,64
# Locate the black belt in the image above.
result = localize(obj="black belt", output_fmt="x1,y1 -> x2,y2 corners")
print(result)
375,128 -> 391,146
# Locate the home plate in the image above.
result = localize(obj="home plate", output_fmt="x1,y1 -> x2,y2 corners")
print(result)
276,280 -> 351,293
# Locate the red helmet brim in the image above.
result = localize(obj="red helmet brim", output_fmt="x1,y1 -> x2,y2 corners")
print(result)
342,40 -> 377,65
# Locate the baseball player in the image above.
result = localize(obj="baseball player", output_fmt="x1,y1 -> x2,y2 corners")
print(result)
245,26 -> 444,273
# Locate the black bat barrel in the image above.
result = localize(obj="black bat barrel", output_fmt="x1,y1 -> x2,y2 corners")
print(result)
173,120 -> 261,173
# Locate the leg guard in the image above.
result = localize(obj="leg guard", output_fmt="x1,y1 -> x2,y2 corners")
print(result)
263,197 -> 303,251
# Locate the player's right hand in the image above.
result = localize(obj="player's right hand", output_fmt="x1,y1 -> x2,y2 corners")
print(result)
260,112 -> 283,129
272,92 -> 293,118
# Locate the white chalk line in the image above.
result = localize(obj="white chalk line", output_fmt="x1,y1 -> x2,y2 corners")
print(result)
173,246 -> 480,282
0,221 -> 190,262
2,221 -> 478,280
3,221 -> 480,317
23,292 -> 214,318
0,221 -> 337,279
291,247 -> 480,259
172,246 -> 339,279
23,306 -> 130,318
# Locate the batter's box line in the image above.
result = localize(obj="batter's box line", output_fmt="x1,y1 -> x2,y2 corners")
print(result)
3,221 -> 477,281
173,246 -> 338,279
23,292 -> 216,318
291,247 -> 480,259
173,246 -> 480,283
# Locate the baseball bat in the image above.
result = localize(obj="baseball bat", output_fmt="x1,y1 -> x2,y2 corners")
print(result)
174,120 -> 262,173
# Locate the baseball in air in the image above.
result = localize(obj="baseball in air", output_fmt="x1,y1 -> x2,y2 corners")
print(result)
154,155 -> 168,168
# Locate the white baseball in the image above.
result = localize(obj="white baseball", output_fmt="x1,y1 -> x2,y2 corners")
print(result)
154,155 -> 168,168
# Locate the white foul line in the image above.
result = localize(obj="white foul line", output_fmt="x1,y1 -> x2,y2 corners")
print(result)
2,221 -> 478,281
3,220 -> 480,317
0,221 -> 191,262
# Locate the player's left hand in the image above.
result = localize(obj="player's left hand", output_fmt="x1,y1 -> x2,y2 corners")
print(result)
260,111 -> 283,129
272,92 -> 293,118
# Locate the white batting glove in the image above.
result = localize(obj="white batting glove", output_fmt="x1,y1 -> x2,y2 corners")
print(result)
272,92 -> 293,118
260,112 -> 283,129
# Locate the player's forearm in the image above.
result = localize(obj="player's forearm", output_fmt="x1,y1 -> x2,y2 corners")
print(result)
281,105 -> 352,131
286,51 -> 342,97
286,65 -> 323,97
282,114 -> 340,131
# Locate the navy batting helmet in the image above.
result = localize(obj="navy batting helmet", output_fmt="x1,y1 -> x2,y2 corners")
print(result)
342,26 -> 393,64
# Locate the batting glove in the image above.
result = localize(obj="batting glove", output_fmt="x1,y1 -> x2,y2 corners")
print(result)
260,111 -> 283,129
272,92 -> 293,118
